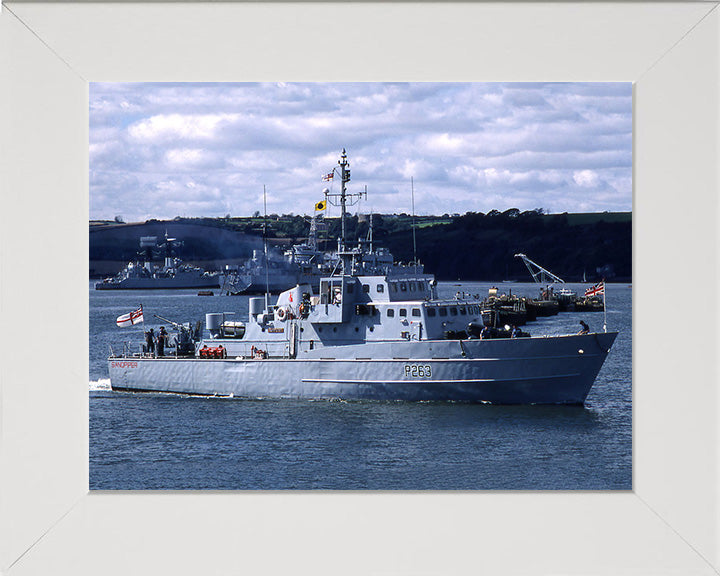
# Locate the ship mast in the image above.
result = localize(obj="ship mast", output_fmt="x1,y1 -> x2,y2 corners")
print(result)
324,149 -> 366,273
339,150 -> 349,250
367,212 -> 374,253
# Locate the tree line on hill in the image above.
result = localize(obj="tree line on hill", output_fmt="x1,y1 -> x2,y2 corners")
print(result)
90,208 -> 631,282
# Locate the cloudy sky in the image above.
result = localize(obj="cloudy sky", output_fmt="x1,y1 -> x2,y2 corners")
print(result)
90,82 -> 631,222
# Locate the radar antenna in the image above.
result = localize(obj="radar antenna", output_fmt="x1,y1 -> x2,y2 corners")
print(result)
156,231 -> 184,268
514,253 -> 565,284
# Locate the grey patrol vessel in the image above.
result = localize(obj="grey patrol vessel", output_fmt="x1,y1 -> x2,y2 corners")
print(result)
109,151 -> 618,404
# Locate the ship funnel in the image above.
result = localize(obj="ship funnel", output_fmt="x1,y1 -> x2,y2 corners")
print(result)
249,297 -> 264,319
206,313 -> 224,338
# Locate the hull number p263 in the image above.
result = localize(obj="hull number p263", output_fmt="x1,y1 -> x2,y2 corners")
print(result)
405,364 -> 432,378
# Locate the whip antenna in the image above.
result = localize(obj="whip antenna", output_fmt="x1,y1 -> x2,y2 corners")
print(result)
411,177 -> 418,275
263,185 -> 270,312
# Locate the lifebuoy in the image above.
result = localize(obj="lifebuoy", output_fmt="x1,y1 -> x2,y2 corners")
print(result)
276,307 -> 288,321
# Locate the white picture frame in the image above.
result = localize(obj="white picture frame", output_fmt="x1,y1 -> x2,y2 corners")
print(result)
1,2 -> 718,574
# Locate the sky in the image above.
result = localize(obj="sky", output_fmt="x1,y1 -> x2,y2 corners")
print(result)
90,82 -> 632,222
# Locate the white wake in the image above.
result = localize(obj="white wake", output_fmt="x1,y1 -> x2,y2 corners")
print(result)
89,378 -> 112,391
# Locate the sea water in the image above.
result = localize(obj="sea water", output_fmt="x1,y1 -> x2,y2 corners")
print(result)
89,281 -> 632,490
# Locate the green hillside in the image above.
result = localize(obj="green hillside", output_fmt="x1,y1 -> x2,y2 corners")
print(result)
90,209 -> 632,281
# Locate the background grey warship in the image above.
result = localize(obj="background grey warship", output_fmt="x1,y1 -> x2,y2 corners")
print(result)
95,232 -> 220,290
108,151 -> 618,404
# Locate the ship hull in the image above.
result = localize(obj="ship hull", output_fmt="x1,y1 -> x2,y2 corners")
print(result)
109,332 -> 617,404
95,276 -> 220,290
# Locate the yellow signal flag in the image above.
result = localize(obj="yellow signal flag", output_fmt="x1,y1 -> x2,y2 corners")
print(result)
315,200 -> 327,211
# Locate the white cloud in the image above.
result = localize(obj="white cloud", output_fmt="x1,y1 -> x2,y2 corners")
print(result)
573,169 -> 600,187
164,148 -> 219,170
424,133 -> 465,154
89,82 -> 632,221
128,113 -> 238,143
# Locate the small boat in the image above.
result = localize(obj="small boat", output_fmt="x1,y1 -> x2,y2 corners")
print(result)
573,296 -> 605,312
480,288 -> 528,327
554,287 -> 578,311
526,298 -> 560,317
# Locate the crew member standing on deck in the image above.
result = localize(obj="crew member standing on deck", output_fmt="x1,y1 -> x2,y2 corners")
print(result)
145,328 -> 155,356
157,326 -> 168,357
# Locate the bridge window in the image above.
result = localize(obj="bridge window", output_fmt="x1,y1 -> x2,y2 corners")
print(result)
450,307 -> 458,316
390,283 -> 397,292
387,308 -> 395,317
412,308 -> 421,317
439,307 -> 448,317
427,308 -> 436,317
459,306 -> 467,315
347,283 -> 355,293
409,282 -> 416,291
320,281 -> 329,304
376,284 -> 384,293
400,282 -> 407,292
363,284 -> 370,293
399,308 -> 407,317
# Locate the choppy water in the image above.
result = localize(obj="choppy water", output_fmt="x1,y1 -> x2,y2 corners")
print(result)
90,281 -> 631,490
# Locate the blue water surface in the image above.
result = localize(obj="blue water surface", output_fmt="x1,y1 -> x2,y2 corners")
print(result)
89,281 -> 632,490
